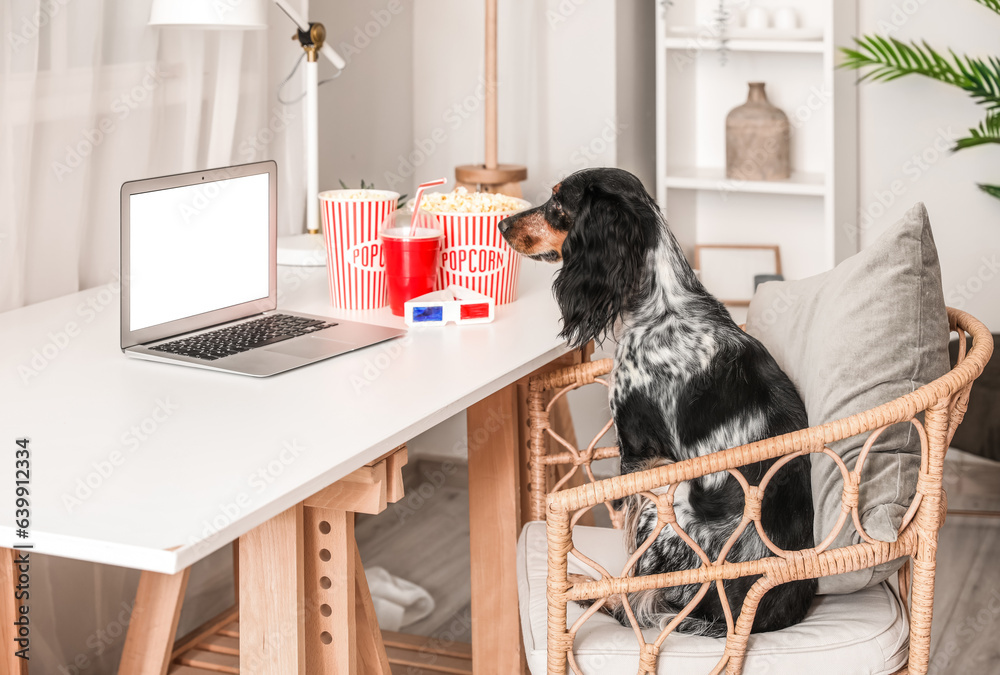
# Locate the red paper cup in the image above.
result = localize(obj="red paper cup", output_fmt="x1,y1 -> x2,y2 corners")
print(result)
382,227 -> 443,317
320,189 -> 399,310
420,198 -> 531,305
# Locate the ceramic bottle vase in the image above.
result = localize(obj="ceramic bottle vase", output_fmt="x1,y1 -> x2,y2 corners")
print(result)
726,82 -> 790,181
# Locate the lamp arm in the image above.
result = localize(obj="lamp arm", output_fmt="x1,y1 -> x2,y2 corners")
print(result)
320,43 -> 346,71
272,0 -> 346,70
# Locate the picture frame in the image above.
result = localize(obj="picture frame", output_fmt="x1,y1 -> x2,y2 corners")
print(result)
694,244 -> 782,307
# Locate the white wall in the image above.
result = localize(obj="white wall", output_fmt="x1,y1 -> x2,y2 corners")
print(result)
313,0 -> 414,209
260,0 -> 414,234
616,0 -> 657,190
410,0 -> 654,205
857,0 -> 1000,330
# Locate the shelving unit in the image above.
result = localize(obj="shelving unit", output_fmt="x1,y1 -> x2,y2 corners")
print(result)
655,1 -> 858,290
663,167 -> 826,196
661,37 -> 825,54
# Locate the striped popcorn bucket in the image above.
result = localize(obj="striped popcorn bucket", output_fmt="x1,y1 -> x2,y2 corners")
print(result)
320,190 -> 399,310
426,198 -> 531,306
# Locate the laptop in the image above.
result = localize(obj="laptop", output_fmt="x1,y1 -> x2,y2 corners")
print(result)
120,161 -> 405,377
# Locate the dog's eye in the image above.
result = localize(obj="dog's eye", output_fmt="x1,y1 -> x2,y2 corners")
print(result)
546,198 -> 571,230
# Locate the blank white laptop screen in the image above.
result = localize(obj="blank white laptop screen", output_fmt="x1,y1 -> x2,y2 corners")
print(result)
129,172 -> 270,332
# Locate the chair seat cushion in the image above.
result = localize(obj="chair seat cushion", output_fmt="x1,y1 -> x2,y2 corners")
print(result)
517,522 -> 909,674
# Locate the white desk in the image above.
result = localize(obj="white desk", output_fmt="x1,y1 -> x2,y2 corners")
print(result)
0,260 -> 576,674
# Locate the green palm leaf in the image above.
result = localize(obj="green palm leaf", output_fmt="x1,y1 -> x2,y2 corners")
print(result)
978,183 -> 1000,200
841,37 -> 965,84
955,112 -> 1000,150
972,0 -> 1000,16
840,36 -> 1000,109
841,1 -> 1000,202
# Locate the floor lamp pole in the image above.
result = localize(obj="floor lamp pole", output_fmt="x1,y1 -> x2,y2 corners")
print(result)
274,0 -> 346,266
454,0 -> 527,198
305,51 -> 319,235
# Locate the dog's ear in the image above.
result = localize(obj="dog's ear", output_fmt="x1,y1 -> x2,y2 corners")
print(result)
553,185 -> 660,347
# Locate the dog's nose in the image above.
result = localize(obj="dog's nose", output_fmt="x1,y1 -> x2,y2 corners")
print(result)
498,218 -> 512,235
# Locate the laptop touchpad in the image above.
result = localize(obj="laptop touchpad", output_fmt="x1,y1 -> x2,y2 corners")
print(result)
263,337 -> 349,360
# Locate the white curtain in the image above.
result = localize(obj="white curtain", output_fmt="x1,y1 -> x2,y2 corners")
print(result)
0,0 -> 307,311
0,1 -> 304,672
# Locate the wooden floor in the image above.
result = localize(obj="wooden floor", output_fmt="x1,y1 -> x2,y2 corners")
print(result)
356,452 -> 1000,673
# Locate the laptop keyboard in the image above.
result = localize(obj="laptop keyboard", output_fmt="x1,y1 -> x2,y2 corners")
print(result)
149,314 -> 337,361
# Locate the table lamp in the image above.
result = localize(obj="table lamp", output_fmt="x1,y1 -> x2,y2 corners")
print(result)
149,0 -> 346,266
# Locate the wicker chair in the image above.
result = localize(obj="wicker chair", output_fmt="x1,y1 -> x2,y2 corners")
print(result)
518,308 -> 993,675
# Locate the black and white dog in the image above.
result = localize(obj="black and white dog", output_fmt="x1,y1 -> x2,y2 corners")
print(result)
499,168 -> 816,637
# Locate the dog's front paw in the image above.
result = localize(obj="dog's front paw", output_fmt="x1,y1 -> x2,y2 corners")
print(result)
568,573 -> 625,618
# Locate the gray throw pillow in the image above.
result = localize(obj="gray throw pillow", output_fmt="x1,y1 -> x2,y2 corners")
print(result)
746,202 -> 951,594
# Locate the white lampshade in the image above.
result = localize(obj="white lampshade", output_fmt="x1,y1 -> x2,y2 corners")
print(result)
149,0 -> 269,30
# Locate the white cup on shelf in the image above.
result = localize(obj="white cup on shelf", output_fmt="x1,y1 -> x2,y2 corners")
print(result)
773,7 -> 800,30
743,6 -> 770,29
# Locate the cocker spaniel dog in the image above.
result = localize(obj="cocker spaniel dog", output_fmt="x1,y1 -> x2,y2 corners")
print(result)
499,168 -> 815,637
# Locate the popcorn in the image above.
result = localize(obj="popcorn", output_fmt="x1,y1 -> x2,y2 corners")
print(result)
334,190 -> 393,200
417,187 -> 526,214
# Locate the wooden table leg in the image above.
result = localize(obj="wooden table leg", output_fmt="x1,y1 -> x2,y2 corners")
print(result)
188,509 -> 388,675
240,504 -> 306,675
303,506 -> 357,674
232,538 -> 240,604
467,348 -> 593,674
0,549 -> 28,675
354,542 -> 391,674
468,382 -> 524,675
118,568 -> 191,675
147,447 -> 404,675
